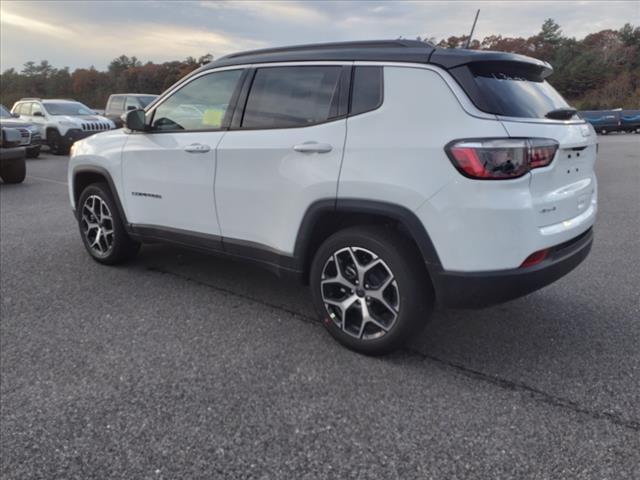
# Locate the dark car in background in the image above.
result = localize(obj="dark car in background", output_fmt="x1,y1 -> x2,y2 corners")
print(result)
0,127 -> 27,183
620,110 -> 640,133
0,104 -> 41,158
578,110 -> 621,134
105,93 -> 158,128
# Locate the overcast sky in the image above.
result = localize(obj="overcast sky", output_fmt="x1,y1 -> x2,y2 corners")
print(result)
1,0 -> 638,71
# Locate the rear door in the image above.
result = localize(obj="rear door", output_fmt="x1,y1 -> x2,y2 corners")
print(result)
215,64 -> 349,255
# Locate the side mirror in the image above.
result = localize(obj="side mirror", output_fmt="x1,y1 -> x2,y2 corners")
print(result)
11,112 -> 19,118
123,109 -> 147,131
126,105 -> 137,111
33,111 -> 44,117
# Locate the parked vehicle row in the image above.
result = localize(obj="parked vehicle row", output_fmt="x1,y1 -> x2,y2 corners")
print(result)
0,127 -> 27,183
68,40 -> 597,355
578,109 -> 640,134
10,99 -> 116,155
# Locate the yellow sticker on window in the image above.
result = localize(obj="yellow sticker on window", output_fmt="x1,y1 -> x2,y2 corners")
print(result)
202,108 -> 224,127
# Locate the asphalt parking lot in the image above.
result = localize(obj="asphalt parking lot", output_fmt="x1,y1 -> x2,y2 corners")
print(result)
1,134 -> 639,479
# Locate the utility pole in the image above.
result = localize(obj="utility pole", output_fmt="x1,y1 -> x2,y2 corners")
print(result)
465,9 -> 480,49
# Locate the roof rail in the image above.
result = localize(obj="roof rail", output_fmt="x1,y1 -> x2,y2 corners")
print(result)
18,97 -> 41,101
222,39 -> 431,60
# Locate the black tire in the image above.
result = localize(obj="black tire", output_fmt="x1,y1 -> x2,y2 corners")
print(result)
310,225 -> 433,355
0,158 -> 26,183
48,130 -> 69,155
77,183 -> 140,265
26,146 -> 41,159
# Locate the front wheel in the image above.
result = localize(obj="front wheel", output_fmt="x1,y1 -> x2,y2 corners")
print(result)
310,226 -> 433,355
77,183 -> 140,264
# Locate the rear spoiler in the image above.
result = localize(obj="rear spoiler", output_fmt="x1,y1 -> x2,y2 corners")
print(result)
429,48 -> 553,80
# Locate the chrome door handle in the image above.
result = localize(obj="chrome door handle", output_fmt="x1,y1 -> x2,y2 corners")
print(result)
293,142 -> 333,153
184,143 -> 211,153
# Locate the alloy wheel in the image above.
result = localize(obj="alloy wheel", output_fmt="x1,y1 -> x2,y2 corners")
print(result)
81,195 -> 114,256
320,247 -> 399,340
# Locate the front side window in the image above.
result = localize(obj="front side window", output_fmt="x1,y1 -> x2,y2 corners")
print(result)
17,103 -> 31,115
151,69 -> 243,131
242,66 -> 342,129
43,102 -> 94,116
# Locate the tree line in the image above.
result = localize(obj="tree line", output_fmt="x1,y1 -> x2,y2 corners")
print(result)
1,20 -> 638,110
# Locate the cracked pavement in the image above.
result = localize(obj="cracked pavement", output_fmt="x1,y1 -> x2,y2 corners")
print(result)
1,134 -> 639,479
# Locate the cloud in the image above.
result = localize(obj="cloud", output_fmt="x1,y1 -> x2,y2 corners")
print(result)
0,11 -> 73,39
1,0 -> 637,71
200,0 -> 327,22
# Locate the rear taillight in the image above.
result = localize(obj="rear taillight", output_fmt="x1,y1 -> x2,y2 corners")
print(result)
445,138 -> 558,180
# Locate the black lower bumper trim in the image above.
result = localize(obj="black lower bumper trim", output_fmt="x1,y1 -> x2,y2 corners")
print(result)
434,228 -> 593,308
63,129 -> 95,144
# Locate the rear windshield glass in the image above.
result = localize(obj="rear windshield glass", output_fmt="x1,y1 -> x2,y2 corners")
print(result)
44,102 -> 94,116
0,105 -> 11,118
472,72 -> 569,118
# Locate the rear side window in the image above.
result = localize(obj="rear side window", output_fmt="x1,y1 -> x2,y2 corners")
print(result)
107,95 -> 125,114
242,66 -> 342,129
31,103 -> 43,116
350,66 -> 383,115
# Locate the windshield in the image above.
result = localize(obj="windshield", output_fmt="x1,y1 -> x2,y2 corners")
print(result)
472,72 -> 570,118
43,102 -> 95,116
138,96 -> 157,108
0,105 -> 11,118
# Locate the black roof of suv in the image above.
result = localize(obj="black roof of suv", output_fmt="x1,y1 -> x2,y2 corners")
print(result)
205,39 -> 551,77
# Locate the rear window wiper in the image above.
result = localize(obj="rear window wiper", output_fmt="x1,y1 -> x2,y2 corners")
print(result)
545,107 -> 577,120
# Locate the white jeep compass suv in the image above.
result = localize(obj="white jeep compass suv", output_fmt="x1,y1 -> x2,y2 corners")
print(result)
68,41 -> 597,355
12,98 -> 115,155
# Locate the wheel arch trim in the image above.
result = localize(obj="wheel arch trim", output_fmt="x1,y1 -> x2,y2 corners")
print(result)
294,198 -> 443,277
71,165 -> 129,227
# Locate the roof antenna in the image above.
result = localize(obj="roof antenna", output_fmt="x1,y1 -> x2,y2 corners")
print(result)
465,9 -> 480,49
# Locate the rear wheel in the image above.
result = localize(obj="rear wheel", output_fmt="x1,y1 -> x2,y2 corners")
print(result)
310,225 -> 433,355
0,158 -> 26,183
48,130 -> 68,155
77,183 -> 140,264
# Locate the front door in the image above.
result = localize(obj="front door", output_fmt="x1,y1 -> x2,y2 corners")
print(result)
121,68 -> 244,238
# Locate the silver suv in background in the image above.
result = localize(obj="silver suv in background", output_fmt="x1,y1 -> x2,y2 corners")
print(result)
104,94 -> 158,128
11,99 -> 115,155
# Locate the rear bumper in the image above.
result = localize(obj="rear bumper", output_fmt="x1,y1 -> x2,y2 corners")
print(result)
433,228 -> 593,308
